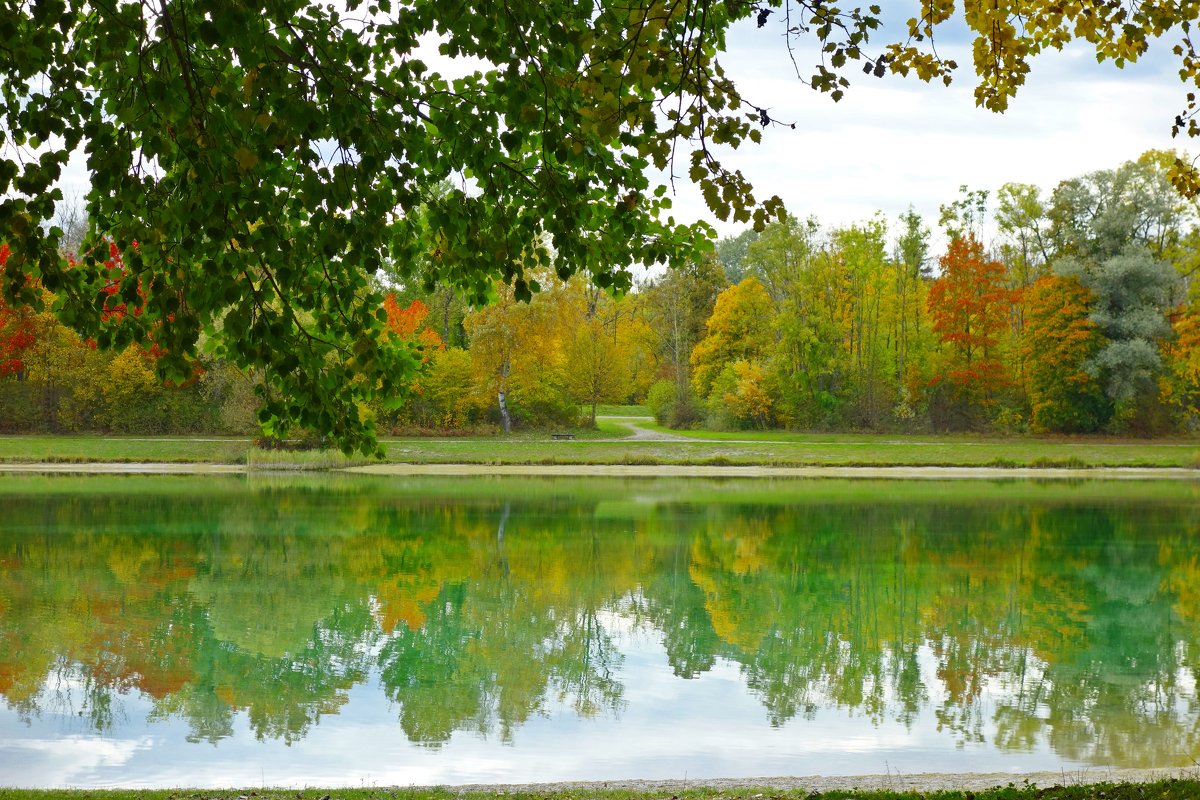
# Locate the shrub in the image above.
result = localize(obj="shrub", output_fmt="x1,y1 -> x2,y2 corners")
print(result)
646,379 -> 675,424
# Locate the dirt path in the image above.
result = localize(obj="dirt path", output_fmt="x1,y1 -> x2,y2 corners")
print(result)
596,416 -> 694,442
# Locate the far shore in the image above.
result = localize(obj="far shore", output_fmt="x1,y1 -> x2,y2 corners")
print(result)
0,421 -> 1197,472
0,460 -> 1197,480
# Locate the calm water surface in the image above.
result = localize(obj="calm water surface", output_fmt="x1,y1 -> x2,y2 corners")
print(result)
0,474 -> 1197,787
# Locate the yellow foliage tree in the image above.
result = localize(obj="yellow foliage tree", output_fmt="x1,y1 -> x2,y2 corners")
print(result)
464,278 -> 576,431
723,360 -> 774,428
690,277 -> 775,401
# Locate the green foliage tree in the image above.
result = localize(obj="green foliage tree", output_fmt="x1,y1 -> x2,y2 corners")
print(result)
938,186 -> 989,242
1048,153 -> 1196,262
1059,247 -> 1180,427
995,182 -> 1052,283
891,207 -> 932,408
642,256 -> 726,426
742,214 -> 822,304
715,229 -> 761,283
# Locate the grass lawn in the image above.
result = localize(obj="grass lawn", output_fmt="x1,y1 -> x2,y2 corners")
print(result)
0,435 -> 253,464
3,781 -> 1200,800
378,419 -> 1198,468
0,426 -> 1196,469
593,403 -> 651,416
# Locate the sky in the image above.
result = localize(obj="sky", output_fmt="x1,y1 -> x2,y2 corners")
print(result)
663,13 -> 1193,247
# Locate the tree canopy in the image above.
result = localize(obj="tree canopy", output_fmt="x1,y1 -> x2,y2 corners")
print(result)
4,0 -> 1200,450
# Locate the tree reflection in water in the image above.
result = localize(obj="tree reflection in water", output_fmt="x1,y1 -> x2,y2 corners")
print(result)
0,476 -> 1196,767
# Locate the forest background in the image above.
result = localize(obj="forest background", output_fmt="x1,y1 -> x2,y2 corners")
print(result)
1,149 -> 1198,439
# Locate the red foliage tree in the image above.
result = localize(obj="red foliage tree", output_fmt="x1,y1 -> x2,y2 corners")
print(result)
384,294 -> 444,356
0,244 -> 39,378
926,235 -> 1014,423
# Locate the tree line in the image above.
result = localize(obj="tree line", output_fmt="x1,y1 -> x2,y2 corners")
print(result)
1,150 -> 1197,436
683,152 -> 1198,434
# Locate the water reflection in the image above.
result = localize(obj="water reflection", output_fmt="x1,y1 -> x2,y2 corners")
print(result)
0,476 -> 1198,771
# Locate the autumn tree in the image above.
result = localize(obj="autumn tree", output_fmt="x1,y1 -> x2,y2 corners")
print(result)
1161,300 -> 1200,426
741,217 -> 843,427
8,2 -> 1200,448
464,277 -> 577,432
1022,275 -> 1111,432
610,292 -> 660,403
691,277 -> 774,399
0,246 -> 36,379
927,235 -> 1013,429
383,295 -> 444,355
691,277 -> 775,427
563,283 -> 633,427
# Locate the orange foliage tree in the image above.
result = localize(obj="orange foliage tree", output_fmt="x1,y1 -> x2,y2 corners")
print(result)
926,235 -> 1013,426
1022,274 -> 1111,432
1161,300 -> 1200,424
383,294 -> 444,355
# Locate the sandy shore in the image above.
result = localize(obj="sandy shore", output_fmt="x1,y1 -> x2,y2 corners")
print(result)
443,768 -> 1193,794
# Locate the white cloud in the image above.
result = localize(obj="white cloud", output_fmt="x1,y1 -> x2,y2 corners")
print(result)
0,735 -> 156,788
656,18 -> 1192,246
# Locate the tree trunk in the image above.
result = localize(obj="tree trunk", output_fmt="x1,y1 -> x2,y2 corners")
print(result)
498,359 -> 511,433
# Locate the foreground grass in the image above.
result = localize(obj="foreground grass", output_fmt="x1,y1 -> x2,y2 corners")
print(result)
4,781 -> 1200,800
0,429 -> 1196,469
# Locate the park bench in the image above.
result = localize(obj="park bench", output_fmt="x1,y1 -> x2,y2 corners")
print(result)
551,433 -> 576,441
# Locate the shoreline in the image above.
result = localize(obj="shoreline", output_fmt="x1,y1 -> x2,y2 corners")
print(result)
0,462 -> 1196,479
439,768 -> 1194,794
348,463 -> 1200,480
2,769 -> 1195,794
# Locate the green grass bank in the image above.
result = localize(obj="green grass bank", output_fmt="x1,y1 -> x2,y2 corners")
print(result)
0,427 -> 1196,470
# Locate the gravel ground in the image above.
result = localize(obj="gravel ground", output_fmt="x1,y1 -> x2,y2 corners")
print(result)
443,768 -> 1194,794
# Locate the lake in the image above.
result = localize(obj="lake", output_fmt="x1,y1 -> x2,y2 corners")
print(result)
0,474 -> 1197,788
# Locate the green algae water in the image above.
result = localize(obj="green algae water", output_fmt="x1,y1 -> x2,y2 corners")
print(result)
0,474 -> 1197,788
